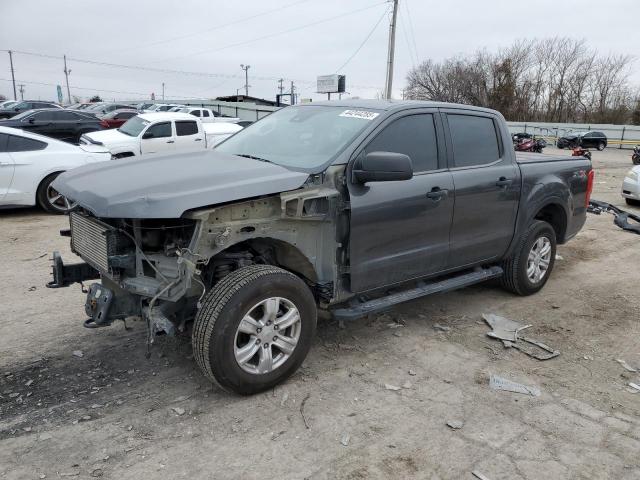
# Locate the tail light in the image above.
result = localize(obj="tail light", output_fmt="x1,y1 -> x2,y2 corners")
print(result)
585,169 -> 595,207
100,120 -> 109,128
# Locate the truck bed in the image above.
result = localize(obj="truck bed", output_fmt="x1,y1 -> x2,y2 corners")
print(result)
515,152 -> 585,164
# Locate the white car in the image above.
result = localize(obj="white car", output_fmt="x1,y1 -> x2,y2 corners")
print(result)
144,104 -> 184,113
622,166 -> 640,206
0,126 -> 110,213
80,112 -> 242,159
0,100 -> 18,109
175,107 -> 240,124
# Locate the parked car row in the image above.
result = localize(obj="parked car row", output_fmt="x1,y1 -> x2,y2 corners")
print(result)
0,100 -> 63,119
0,108 -> 103,143
0,126 -> 110,213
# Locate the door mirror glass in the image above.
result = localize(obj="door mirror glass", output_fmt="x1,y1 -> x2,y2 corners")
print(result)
353,152 -> 413,183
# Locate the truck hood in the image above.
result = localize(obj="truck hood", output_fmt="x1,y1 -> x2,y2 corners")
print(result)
52,150 -> 309,218
84,128 -> 135,147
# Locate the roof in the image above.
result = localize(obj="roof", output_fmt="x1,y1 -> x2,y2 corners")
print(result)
216,95 -> 279,106
138,112 -> 200,122
306,98 -> 500,114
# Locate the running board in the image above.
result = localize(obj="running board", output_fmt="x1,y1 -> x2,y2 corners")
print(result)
331,266 -> 503,321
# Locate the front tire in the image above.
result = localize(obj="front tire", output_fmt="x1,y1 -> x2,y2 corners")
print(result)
36,172 -> 75,214
192,265 -> 317,395
501,220 -> 557,296
597,142 -> 606,151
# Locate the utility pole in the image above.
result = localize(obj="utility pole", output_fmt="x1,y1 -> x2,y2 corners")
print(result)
240,64 -> 250,97
8,50 -> 17,100
63,55 -> 72,104
278,78 -> 284,96
18,84 -> 25,100
290,81 -> 295,105
162,82 -> 165,100
384,0 -> 399,100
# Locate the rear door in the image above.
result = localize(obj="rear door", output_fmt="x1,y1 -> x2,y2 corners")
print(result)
140,121 -> 176,156
348,110 -> 454,293
0,133 -> 14,201
443,110 -> 520,268
24,111 -> 55,137
174,120 -> 205,152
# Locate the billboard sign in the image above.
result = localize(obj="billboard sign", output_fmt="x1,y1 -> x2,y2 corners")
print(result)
317,74 -> 346,94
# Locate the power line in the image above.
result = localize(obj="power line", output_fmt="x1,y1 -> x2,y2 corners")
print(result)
2,49 -> 383,90
143,1 -> 389,65
0,78 -> 206,100
335,4 -> 390,73
398,5 -> 417,68
101,0 -> 313,56
404,0 -> 420,62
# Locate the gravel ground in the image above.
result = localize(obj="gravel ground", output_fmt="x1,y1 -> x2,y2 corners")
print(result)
1,147 -> 639,480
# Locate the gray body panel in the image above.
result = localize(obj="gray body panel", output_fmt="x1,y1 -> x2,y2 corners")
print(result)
52,150 -> 309,218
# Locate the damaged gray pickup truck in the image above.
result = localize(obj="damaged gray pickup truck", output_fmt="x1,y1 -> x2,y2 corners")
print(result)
48,100 -> 594,394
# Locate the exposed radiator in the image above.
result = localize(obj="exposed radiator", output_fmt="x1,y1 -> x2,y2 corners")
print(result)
69,213 -> 125,272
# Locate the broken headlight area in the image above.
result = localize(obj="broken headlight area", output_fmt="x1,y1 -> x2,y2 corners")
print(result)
50,212 -> 202,331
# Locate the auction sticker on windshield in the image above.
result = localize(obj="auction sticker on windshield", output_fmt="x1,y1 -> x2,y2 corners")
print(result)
339,110 -> 380,120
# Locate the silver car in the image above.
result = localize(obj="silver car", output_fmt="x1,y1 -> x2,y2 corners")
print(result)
622,166 -> 640,206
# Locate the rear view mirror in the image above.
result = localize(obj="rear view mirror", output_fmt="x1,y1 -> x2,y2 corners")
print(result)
353,151 -> 413,184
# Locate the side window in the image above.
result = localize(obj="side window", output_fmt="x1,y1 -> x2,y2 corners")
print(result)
35,102 -> 53,109
190,109 -> 201,117
7,135 -> 47,152
448,114 -> 500,167
31,111 -> 55,121
144,122 -> 172,139
364,114 -> 439,172
53,111 -> 79,121
202,110 -> 210,117
0,133 -> 8,152
175,121 -> 199,136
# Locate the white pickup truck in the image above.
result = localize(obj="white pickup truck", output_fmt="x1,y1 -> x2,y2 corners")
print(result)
175,107 -> 241,124
80,112 -> 242,159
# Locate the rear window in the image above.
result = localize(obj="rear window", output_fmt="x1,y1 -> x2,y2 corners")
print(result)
7,135 -> 47,152
175,121 -> 198,136
448,114 -> 500,167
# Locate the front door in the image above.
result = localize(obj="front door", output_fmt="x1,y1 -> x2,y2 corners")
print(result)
0,133 -> 15,201
348,111 -> 454,293
443,111 -> 520,268
140,121 -> 176,156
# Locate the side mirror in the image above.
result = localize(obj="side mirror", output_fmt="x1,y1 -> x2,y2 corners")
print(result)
353,151 -> 413,184
142,131 -> 154,139
14,107 -> 20,111
28,118 -> 35,124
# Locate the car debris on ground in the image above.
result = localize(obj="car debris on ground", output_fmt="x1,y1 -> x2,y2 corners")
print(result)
482,313 -> 559,360
588,199 -> 640,234
489,374 -> 541,397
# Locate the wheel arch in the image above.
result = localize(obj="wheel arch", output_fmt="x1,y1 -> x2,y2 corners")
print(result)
35,169 -> 66,204
208,237 -> 319,284
533,202 -> 567,243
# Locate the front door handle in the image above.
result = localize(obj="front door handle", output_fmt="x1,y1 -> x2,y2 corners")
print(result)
496,177 -> 512,187
426,187 -> 448,201
166,140 -> 175,143
194,138 -> 203,142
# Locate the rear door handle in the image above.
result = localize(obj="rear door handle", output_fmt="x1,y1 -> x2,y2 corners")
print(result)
426,187 -> 448,200
166,140 -> 175,144
194,138 -> 202,141
496,177 -> 512,187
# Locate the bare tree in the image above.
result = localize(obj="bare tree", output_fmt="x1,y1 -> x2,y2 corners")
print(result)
405,38 -> 636,124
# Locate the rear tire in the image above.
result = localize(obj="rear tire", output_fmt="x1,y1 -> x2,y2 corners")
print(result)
36,172 -> 74,214
192,265 -> 317,395
597,142 -> 606,151
501,220 -> 557,296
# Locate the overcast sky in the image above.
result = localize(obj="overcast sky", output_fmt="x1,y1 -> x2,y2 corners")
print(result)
1,0 -> 639,103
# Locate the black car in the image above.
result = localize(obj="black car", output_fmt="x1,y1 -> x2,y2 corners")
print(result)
557,131 -> 608,150
0,100 -> 62,119
0,109 -> 103,143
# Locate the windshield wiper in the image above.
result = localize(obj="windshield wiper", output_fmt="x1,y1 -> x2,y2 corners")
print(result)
234,154 -> 273,163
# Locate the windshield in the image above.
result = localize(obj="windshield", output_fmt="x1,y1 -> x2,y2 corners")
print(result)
118,116 -> 150,136
216,105 -> 379,171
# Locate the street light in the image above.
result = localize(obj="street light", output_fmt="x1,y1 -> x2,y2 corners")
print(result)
240,64 -> 250,97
